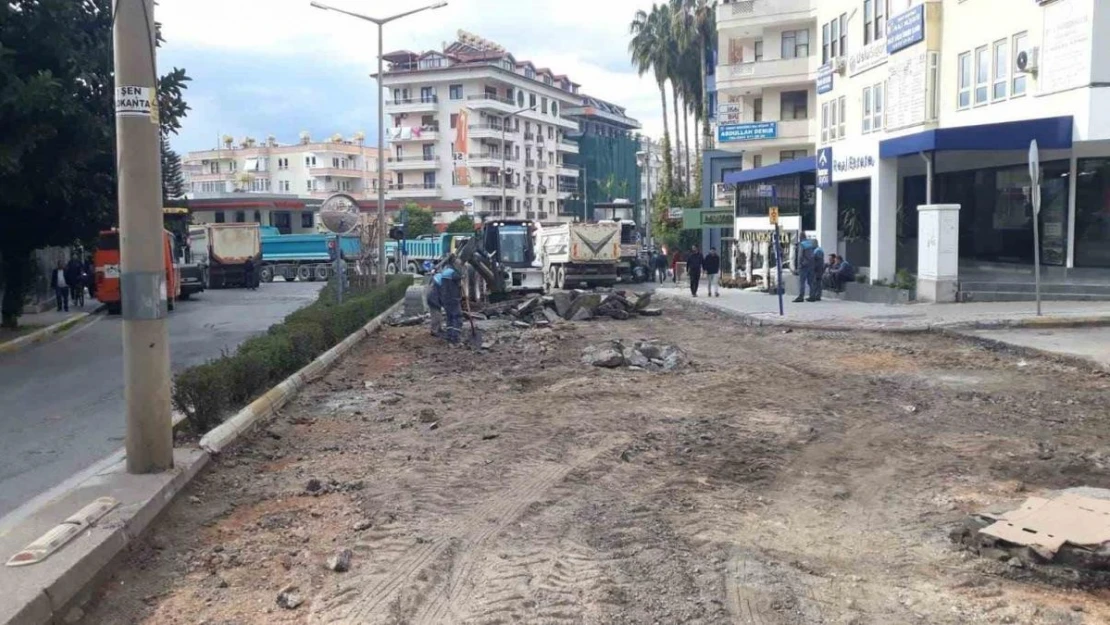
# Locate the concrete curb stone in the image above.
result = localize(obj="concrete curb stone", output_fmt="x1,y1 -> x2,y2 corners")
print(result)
0,305 -> 106,355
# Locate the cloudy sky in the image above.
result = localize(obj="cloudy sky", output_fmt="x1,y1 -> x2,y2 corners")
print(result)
157,0 -> 673,153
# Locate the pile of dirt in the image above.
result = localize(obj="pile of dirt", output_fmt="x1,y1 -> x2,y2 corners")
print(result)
582,339 -> 688,371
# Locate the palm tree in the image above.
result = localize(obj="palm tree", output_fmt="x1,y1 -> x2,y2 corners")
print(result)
629,4 -> 676,192
674,0 -> 716,147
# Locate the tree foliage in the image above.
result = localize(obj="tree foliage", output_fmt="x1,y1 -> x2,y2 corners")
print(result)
0,0 -> 191,327
446,214 -> 476,233
161,137 -> 186,202
401,203 -> 436,238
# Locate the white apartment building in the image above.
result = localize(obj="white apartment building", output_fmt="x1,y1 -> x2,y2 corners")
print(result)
725,0 -> 1110,300
715,0 -> 818,172
378,31 -> 582,223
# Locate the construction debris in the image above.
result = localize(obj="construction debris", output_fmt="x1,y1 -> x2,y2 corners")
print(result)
483,289 -> 660,327
582,339 -> 688,371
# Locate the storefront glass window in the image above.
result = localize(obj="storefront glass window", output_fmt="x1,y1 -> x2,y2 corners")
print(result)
1075,158 -> 1110,267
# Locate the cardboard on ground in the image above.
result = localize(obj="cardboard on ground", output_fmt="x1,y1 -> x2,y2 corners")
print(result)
980,493 -> 1110,557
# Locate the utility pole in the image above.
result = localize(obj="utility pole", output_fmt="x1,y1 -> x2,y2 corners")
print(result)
115,0 -> 173,473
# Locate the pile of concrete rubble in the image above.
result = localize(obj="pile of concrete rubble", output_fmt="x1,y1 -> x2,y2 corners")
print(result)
582,339 -> 688,371
481,289 -> 662,327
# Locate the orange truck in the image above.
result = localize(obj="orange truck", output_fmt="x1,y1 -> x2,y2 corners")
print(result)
95,229 -> 181,315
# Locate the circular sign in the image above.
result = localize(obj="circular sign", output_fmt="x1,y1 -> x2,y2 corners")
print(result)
320,193 -> 360,234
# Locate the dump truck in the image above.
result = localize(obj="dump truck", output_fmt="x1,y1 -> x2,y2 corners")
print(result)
202,223 -> 262,288
383,233 -> 465,274
536,221 -> 621,290
259,226 -> 362,282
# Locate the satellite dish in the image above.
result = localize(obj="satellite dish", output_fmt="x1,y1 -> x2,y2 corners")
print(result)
319,193 -> 360,234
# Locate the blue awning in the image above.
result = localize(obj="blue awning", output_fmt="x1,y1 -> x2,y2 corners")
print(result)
723,156 -> 817,185
880,116 -> 1073,159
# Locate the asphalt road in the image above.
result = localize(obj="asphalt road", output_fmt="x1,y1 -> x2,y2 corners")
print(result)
0,282 -> 324,518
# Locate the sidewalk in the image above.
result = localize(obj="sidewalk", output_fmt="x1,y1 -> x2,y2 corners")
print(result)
0,299 -> 102,354
654,284 -> 1110,331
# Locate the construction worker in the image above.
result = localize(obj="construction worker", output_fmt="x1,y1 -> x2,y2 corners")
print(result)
438,265 -> 463,344
424,273 -> 443,337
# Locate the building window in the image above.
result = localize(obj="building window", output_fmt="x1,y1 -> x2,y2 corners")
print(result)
450,113 -> 458,129
420,86 -> 436,103
215,211 -> 226,223
863,87 -> 873,133
529,93 -> 536,108
423,171 -> 436,188
822,23 -> 831,63
864,0 -> 874,44
752,155 -> 763,168
1012,32 -> 1028,97
301,212 -> 313,228
875,0 -> 885,39
278,158 -> 288,170
753,97 -> 763,122
517,91 -> 525,107
873,82 -> 884,132
552,102 -> 558,116
975,45 -> 989,105
839,14 -> 847,55
542,97 -> 549,114
754,39 -> 764,62
780,90 -> 808,120
957,51 -> 971,109
305,155 -> 316,167
838,96 -> 846,138
780,150 -> 807,162
449,84 -> 462,100
306,180 -> 313,192
821,102 -> 829,142
993,39 -> 1009,100
548,126 -> 554,140
782,29 -> 809,59
279,180 -> 290,192
829,18 -> 839,58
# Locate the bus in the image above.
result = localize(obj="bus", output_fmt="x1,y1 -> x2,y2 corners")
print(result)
94,229 -> 181,315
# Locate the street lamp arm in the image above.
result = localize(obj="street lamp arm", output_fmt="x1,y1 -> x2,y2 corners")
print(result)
382,1 -> 448,23
309,1 -> 446,24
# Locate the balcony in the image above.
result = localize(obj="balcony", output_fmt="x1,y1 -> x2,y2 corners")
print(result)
468,123 -> 508,140
386,126 -> 439,143
384,96 -> 439,114
525,159 -> 537,169
717,0 -> 815,33
386,182 -> 442,198
465,93 -> 521,115
309,167 -> 365,178
188,172 -> 233,183
524,132 -> 536,143
716,56 -> 818,93
467,153 -> 506,169
521,108 -> 579,131
557,166 -> 578,177
469,180 -> 516,197
537,161 -> 548,171
557,140 -> 579,154
386,155 -> 439,171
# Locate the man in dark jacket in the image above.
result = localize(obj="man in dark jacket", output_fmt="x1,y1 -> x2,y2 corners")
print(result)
685,246 -> 704,297
703,247 -> 721,297
243,258 -> 257,290
84,256 -> 97,300
65,255 -> 85,307
653,251 -> 668,284
50,260 -> 69,312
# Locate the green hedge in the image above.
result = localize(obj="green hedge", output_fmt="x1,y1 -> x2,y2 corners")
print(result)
172,275 -> 413,433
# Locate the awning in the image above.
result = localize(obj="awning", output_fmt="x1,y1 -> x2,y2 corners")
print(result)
244,157 -> 260,172
880,116 -> 1073,159
723,156 -> 817,186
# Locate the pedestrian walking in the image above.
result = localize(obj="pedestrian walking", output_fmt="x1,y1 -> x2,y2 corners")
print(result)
685,246 -> 704,298
243,257 -> 257,290
811,241 -> 825,302
50,261 -> 69,312
703,247 -> 721,297
793,234 -> 818,303
653,250 -> 668,284
65,255 -> 85,308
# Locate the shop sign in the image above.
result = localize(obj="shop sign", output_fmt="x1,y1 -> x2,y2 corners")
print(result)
682,208 -> 734,230
718,121 -> 778,143
849,39 -> 889,76
886,51 -> 928,130
817,63 -> 835,94
887,4 -> 925,54
717,102 -> 742,124
1040,0 -> 1094,96
816,147 -> 833,189
667,207 -> 684,220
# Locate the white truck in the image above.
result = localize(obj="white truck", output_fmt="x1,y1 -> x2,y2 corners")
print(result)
203,223 -> 262,288
537,222 -> 621,291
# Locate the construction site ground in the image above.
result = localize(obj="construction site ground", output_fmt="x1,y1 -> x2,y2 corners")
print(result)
78,299 -> 1110,625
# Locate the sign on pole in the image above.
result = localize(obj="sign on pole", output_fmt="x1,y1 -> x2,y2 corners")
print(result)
320,193 -> 360,304
769,206 -> 779,225
1029,139 -> 1042,316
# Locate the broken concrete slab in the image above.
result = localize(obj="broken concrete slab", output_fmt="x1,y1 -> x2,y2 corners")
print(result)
581,340 -> 688,371
541,308 -> 561,324
639,308 -> 663,317
570,308 -> 594,322
582,342 -> 626,368
552,292 -> 574,318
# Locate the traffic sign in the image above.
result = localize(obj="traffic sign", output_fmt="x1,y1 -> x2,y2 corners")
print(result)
769,206 -> 779,225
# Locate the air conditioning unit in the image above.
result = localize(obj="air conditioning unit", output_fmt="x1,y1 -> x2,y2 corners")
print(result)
1016,46 -> 1040,74
835,58 -> 848,75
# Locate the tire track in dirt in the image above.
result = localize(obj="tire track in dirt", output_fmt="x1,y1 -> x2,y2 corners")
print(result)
409,447 -> 614,625
319,445 -> 613,624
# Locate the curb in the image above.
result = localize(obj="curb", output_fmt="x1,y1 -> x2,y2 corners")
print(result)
0,297 -> 404,625
0,306 -> 105,355
937,327 -> 1110,375
198,299 -> 404,454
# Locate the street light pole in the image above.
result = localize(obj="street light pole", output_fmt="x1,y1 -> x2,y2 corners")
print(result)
114,0 -> 173,473
501,105 -> 534,217
310,0 -> 448,285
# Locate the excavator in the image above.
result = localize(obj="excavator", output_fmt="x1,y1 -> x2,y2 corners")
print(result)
440,219 -> 544,303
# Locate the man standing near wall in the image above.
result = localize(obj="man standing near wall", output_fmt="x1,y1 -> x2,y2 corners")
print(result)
793,234 -> 817,303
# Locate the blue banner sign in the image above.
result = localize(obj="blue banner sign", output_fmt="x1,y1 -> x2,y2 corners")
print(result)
817,62 -> 835,94
718,121 -> 778,143
816,147 -> 833,189
887,4 -> 925,54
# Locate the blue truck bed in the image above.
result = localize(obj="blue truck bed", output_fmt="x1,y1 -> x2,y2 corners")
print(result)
261,227 -> 362,262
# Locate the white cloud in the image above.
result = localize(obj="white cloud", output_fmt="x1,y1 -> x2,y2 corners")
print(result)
156,0 -> 686,142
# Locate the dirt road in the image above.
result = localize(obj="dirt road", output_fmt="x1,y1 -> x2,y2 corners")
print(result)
79,301 -> 1110,624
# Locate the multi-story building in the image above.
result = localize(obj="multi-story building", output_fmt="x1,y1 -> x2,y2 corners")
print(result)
723,0 -> 1110,300
562,96 -> 642,222
377,31 -> 587,223
639,136 -> 667,212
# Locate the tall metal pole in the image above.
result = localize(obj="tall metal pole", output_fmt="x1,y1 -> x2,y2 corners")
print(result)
115,0 -> 173,473
376,23 -> 386,285
644,141 -> 653,250
501,120 -> 507,215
